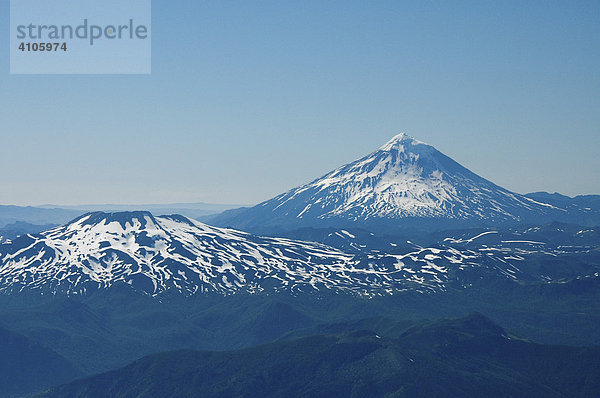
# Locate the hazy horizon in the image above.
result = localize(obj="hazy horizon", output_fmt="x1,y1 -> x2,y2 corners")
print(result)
2,130 -> 600,207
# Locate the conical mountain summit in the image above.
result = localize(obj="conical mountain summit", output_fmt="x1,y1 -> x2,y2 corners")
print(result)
210,133 -> 559,231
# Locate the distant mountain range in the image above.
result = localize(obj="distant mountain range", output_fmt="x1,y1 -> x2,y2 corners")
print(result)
0,202 -> 241,228
0,205 -> 82,229
37,201 -> 242,219
40,313 -> 600,398
525,192 -> 600,225
207,134 -> 600,233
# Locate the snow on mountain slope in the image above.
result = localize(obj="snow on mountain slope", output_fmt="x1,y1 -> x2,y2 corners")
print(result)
209,133 -> 561,231
1,211 -> 593,297
0,212 -> 354,296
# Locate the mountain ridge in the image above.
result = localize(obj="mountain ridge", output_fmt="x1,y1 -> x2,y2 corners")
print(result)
39,313 -> 600,398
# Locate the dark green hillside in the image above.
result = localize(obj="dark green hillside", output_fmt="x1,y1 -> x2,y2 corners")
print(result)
0,327 -> 82,398
41,313 -> 600,398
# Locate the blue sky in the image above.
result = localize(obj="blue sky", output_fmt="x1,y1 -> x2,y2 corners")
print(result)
1,0 -> 599,205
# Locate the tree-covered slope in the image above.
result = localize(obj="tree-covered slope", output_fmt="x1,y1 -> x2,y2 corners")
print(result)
41,313 -> 600,398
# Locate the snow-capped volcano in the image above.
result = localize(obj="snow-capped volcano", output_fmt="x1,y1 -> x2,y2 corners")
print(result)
210,133 -> 559,231
0,211 -> 466,297
1,211 -> 462,297
1,211 -> 595,297
0,212 -> 352,296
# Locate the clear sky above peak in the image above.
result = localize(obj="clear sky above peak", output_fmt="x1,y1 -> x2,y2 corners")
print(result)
1,1 -> 598,206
